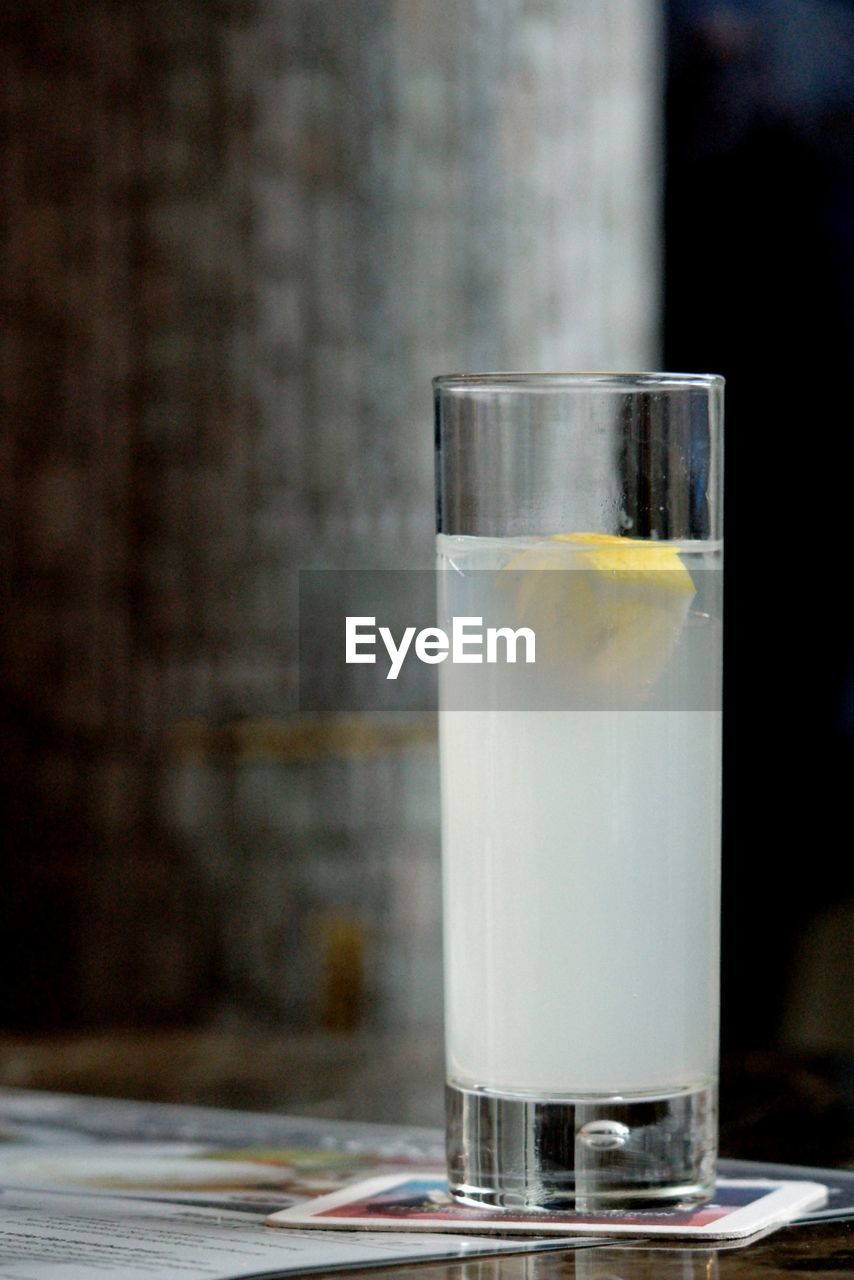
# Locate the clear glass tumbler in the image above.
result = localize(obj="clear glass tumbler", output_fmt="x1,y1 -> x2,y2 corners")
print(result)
435,372 -> 724,1210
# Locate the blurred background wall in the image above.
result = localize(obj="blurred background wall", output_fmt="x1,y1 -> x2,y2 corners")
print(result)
0,0 -> 660,1052
666,0 -> 854,1060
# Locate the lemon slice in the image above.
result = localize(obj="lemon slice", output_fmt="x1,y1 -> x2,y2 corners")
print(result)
502,533 -> 695,702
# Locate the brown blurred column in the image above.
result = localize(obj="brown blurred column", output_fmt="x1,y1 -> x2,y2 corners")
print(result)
0,0 -> 661,1031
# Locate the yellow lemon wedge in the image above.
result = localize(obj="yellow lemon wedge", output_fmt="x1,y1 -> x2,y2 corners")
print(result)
502,532 -> 695,703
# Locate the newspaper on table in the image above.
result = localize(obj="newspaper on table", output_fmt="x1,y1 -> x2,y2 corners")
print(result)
0,1089 -> 606,1278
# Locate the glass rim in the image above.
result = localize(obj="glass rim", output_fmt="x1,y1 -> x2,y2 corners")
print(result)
433,371 -> 724,392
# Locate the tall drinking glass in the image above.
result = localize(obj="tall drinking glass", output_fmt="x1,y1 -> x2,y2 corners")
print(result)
435,373 -> 723,1209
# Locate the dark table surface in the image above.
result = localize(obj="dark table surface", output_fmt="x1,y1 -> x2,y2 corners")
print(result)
343,1221 -> 854,1278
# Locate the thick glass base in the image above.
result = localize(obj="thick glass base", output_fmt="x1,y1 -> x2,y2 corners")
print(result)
446,1080 -> 717,1211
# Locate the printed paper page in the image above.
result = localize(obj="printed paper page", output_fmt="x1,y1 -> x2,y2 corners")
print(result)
0,1186 -> 583,1279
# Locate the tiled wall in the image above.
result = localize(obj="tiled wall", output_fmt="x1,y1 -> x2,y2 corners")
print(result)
1,0 -> 660,1030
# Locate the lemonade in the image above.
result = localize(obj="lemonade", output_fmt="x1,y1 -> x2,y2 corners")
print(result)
438,532 -> 722,1098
